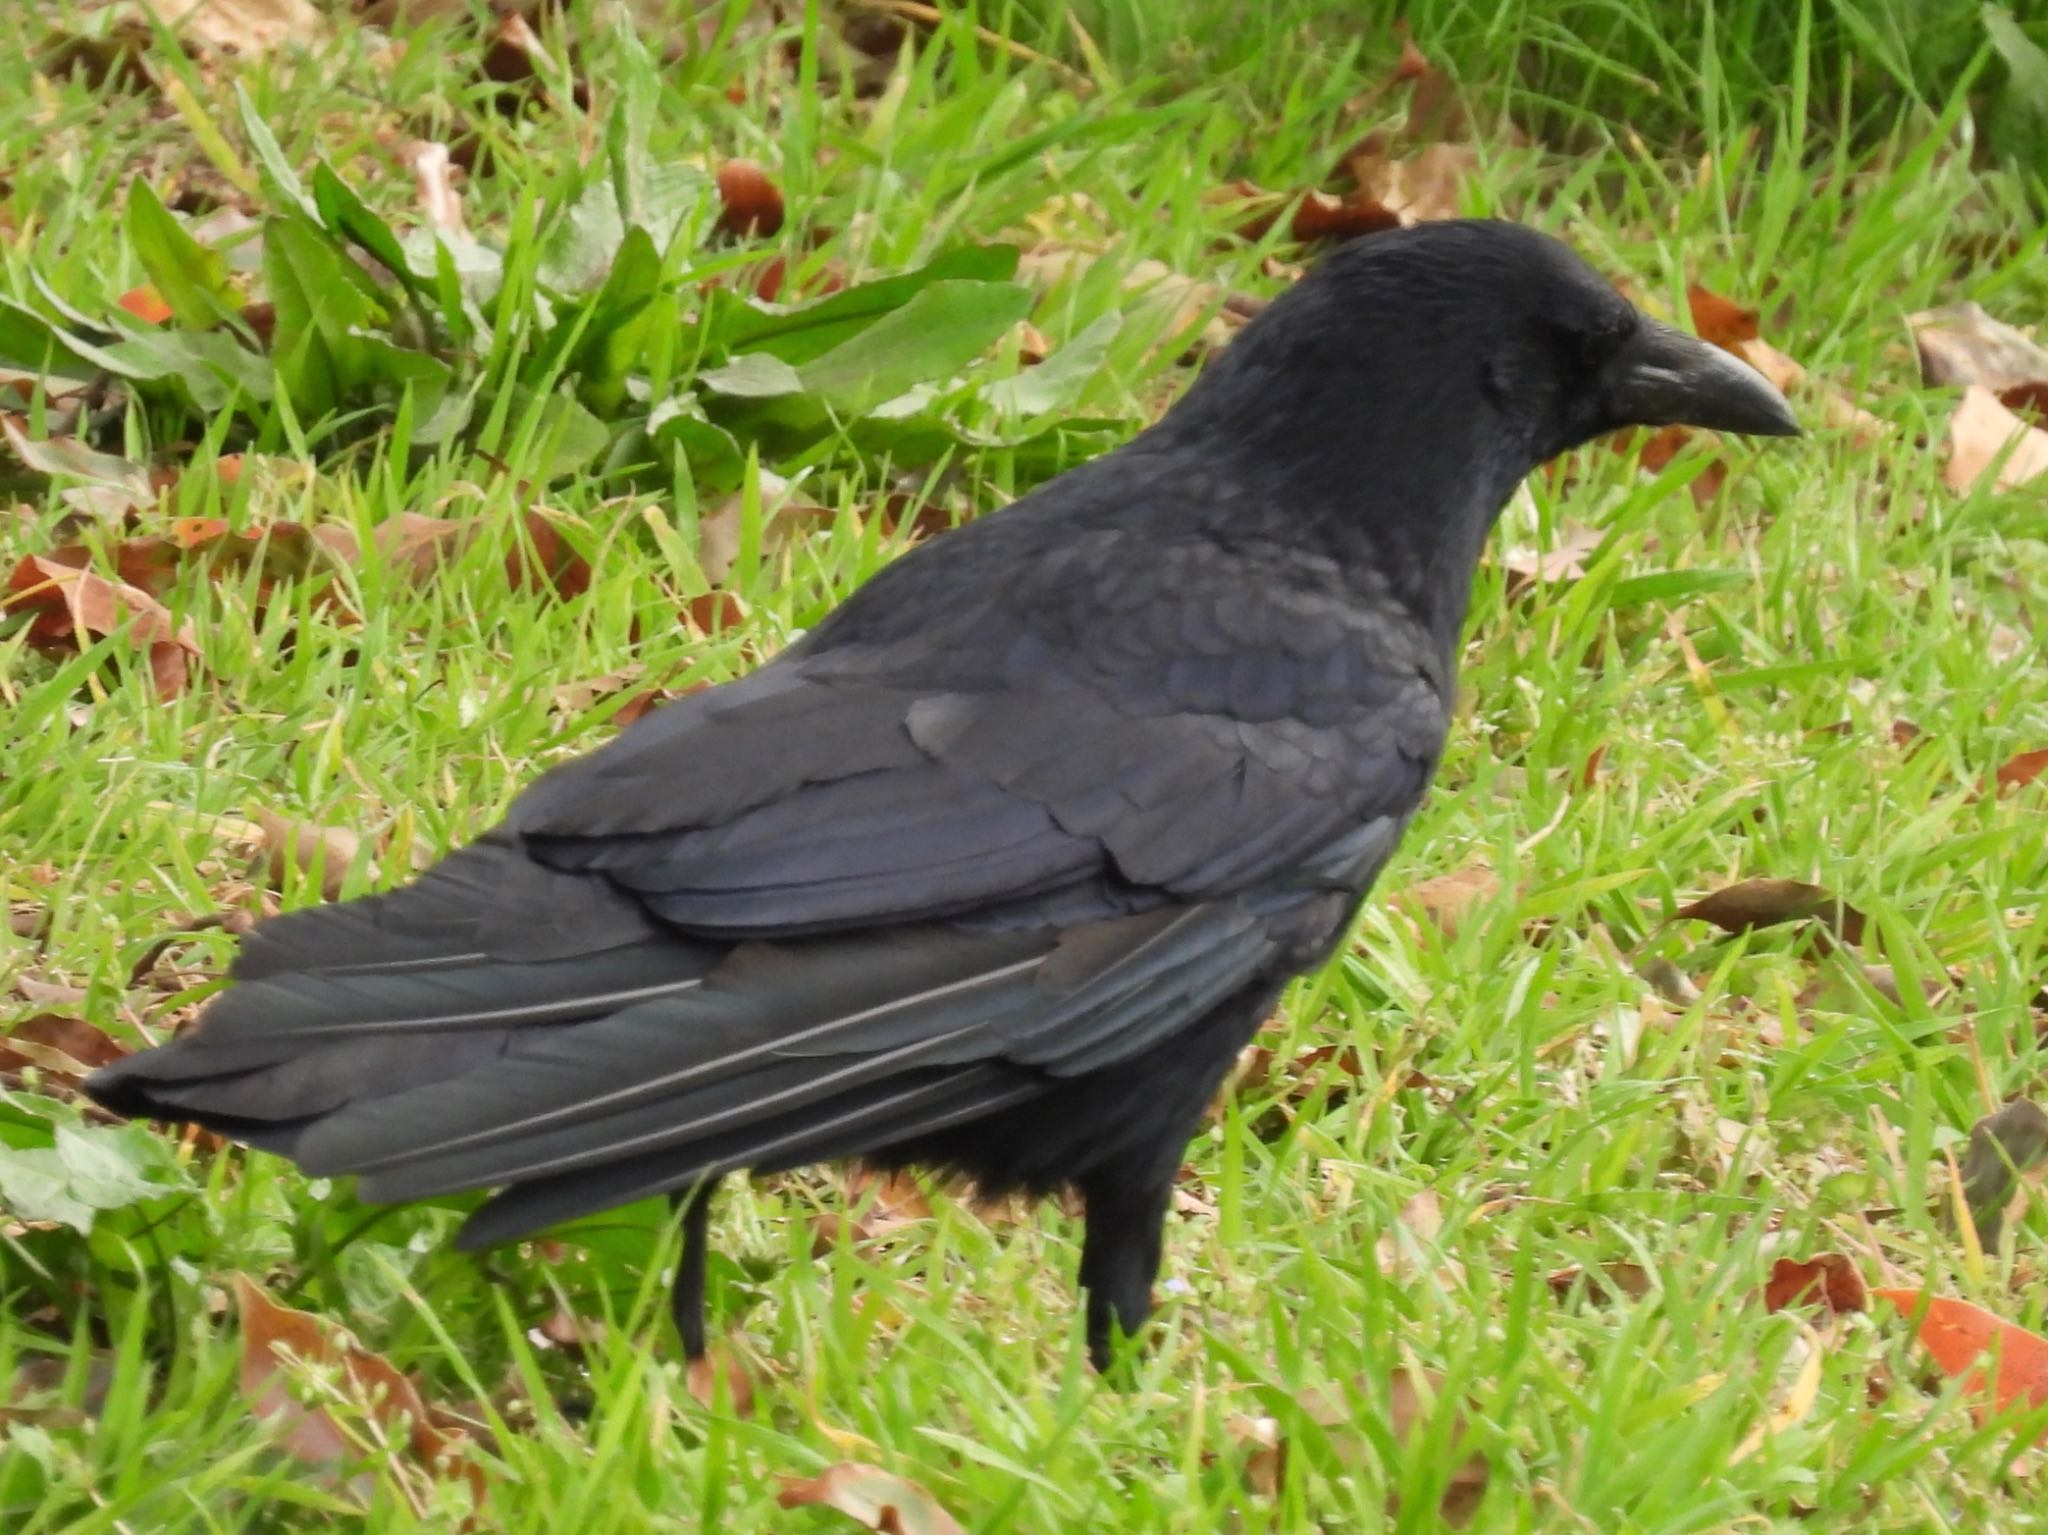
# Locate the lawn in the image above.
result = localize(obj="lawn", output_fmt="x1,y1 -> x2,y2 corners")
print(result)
4,1 -> 2048,1530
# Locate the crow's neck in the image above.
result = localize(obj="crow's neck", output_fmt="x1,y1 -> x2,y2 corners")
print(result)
1150,361 -> 1526,664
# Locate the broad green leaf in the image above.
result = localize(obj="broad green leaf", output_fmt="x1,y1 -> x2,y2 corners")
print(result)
266,214 -> 374,419
540,180 -> 628,294
1,417 -> 152,496
714,246 -> 1023,363
99,331 -> 273,410
236,84 -> 317,217
501,384 -> 611,479
1984,5 -> 2048,178
648,391 -> 744,487
638,163 -> 711,252
0,299 -> 99,379
697,351 -> 806,399
562,226 -> 662,412
0,1124 -> 182,1235
312,161 -> 423,292
983,312 -> 1122,417
124,180 -> 237,329
796,279 -> 1032,414
606,25 -> 660,230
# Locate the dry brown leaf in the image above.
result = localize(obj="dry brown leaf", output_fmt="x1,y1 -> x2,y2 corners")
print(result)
1945,384 -> 2048,495
715,159 -> 785,239
776,1463 -> 966,1535
374,512 -> 467,581
1226,1411 -> 1286,1496
697,477 -> 834,584
1763,1253 -> 1868,1315
506,510 -> 590,599
1545,1262 -> 1655,1303
1685,284 -> 1759,349
3,552 -> 200,696
144,0 -> 325,54
1496,522 -> 1601,596
1373,1187 -> 1449,1281
1674,878 -> 1865,946
0,1014 -> 128,1093
234,1275 -> 483,1502
1996,748 -> 2048,794
1910,302 -> 2048,394
1385,1368 -> 1489,1527
256,810 -> 368,903
684,1345 -> 755,1417
1400,866 -> 1499,938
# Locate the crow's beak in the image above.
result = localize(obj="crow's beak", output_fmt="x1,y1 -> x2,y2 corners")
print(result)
1603,318 -> 1802,438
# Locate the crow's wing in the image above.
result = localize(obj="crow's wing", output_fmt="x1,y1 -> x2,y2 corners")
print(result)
511,562 -> 1448,934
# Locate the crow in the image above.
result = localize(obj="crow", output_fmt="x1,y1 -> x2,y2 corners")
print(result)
87,221 -> 1799,1374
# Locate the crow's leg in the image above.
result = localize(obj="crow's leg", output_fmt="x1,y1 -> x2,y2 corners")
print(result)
1077,1166 -> 1176,1375
668,1177 -> 721,1360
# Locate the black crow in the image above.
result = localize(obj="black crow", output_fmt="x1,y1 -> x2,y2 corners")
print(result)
87,221 -> 1798,1373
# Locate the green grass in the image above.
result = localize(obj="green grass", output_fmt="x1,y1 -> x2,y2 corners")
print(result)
6,0 -> 2048,1530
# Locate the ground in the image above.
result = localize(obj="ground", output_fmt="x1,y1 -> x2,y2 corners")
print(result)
4,2 -> 2048,1531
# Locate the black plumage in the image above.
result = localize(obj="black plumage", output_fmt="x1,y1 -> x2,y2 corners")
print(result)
86,221 -> 1799,1373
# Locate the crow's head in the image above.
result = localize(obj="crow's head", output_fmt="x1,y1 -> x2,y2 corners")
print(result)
1165,218 -> 1798,493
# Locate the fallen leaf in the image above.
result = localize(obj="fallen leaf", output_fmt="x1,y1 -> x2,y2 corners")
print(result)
255,809 -> 368,903
116,285 -> 174,325
147,0 -> 326,54
3,552 -> 200,695
1944,385 -> 2048,494
697,477 -> 833,584
1950,1100 -> 2048,1251
373,513 -> 467,581
1545,1262 -> 1655,1303
1225,1411 -> 1286,1496
1496,522 -> 1601,596
715,159 -> 785,239
234,1275 -> 483,1500
1910,302 -> 2048,394
1384,1367 -> 1489,1527
1996,748 -> 2048,793
1400,865 -> 1499,938
506,510 -> 590,599
776,1463 -> 966,1535
684,1345 -> 755,1418
682,590 -> 747,636
1999,380 -> 2048,424
1686,284 -> 1760,349
1674,878 -> 1865,946
1373,1187 -> 1445,1281
1875,1289 -> 2048,1430
1763,1254 -> 1869,1316
0,1014 -> 128,1093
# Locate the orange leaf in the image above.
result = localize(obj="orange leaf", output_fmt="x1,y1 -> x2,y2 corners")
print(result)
117,285 -> 173,325
1994,748 -> 2048,794
715,159 -> 785,239
1876,1289 -> 2048,1426
1764,1254 -> 1868,1315
1686,284 -> 1760,351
